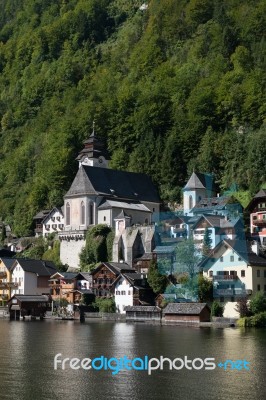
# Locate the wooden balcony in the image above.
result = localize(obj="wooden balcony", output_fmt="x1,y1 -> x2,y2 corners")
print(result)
253,219 -> 266,226
0,282 -> 19,289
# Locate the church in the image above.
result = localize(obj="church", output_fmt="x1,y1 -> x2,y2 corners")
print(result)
59,128 -> 161,269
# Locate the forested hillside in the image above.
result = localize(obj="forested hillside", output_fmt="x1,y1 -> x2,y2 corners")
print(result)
0,0 -> 265,235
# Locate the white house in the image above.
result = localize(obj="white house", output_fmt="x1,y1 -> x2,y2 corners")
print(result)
114,272 -> 154,313
42,207 -> 64,237
10,259 -> 57,296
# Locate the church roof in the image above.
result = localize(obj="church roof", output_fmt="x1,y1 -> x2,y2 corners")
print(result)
98,200 -> 151,212
183,172 -> 215,191
114,210 -> 131,220
65,165 -> 160,203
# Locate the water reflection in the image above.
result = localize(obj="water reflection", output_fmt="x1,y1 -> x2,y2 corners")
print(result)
0,321 -> 265,400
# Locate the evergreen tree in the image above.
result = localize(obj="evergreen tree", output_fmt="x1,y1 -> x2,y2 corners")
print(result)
202,228 -> 212,257
147,260 -> 168,295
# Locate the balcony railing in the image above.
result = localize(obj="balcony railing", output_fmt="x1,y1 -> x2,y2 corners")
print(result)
0,282 -> 19,288
214,289 -> 252,296
253,219 -> 266,226
213,275 -> 238,281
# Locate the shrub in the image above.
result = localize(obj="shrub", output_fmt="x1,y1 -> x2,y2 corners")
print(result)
211,300 -> 224,317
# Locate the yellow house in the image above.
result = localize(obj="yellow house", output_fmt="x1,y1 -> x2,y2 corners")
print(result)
0,258 -> 16,304
201,239 -> 266,302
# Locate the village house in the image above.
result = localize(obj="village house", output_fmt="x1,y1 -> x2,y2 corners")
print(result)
33,207 -> 64,238
191,215 -> 244,250
0,258 -> 17,304
246,188 -> 266,246
10,259 -> 57,296
114,272 -> 155,313
49,271 -> 78,303
91,261 -> 135,297
200,239 -> 266,304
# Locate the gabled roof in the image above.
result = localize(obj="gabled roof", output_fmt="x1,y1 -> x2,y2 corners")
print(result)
12,259 -> 57,276
246,188 -> 266,210
9,295 -> 50,303
162,302 -> 209,315
0,249 -> 16,258
114,210 -> 131,220
91,262 -> 135,276
65,165 -> 160,203
199,239 -> 266,269
42,207 -> 64,224
0,257 -> 15,270
50,272 -> 78,280
76,272 -> 92,281
183,172 -> 215,191
192,196 -> 242,213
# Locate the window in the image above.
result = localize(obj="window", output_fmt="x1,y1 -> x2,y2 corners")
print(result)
241,270 -> 245,277
209,271 -> 213,277
238,257 -> 242,261
264,270 -> 266,278
89,203 -> 94,225
220,256 -> 223,262
257,284 -> 261,291
257,270 -> 260,278
81,201 -> 85,225
230,256 -> 234,262
103,216 -> 106,222
128,290 -> 131,295
66,203 -> 70,226
189,195 -> 193,210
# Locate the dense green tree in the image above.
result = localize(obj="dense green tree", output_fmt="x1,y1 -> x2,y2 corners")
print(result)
147,260 -> 168,295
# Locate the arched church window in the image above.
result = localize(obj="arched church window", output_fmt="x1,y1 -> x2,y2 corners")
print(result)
89,203 -> 94,225
189,195 -> 193,210
81,201 -> 85,225
66,203 -> 70,226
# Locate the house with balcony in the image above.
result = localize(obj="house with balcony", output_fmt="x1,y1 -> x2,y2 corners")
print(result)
33,207 -> 64,238
246,189 -> 266,246
49,272 -> 78,304
91,262 -> 134,297
200,239 -> 266,303
10,259 -> 57,296
0,257 -> 17,304
191,215 -> 244,250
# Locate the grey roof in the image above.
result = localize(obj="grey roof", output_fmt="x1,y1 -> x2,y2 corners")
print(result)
33,210 -> 51,220
10,295 -> 50,302
76,272 -> 92,281
183,172 -> 214,191
12,259 -> 57,275
91,262 -> 135,276
65,165 -> 160,203
42,207 -> 64,224
99,201 -> 150,213
0,248 -> 16,258
50,272 -> 78,280
124,306 -> 161,312
163,303 -> 209,315
153,245 -> 176,254
199,239 -> 266,268
192,196 -> 242,215
0,257 -> 15,270
254,189 -> 266,198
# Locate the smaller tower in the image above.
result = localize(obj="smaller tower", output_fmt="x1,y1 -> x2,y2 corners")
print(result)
114,210 -> 131,235
76,122 -> 109,168
183,172 -> 215,216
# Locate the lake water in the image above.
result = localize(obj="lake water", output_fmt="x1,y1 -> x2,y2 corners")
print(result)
0,319 -> 265,400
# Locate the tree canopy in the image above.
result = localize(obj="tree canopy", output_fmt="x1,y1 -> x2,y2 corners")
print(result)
0,0 -> 265,235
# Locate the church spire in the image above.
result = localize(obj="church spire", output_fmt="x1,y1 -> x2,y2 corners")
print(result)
76,121 -> 109,168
